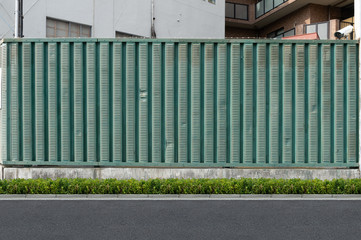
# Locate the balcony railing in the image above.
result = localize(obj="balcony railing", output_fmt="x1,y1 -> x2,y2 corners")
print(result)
226,2 -> 248,21
256,0 -> 288,18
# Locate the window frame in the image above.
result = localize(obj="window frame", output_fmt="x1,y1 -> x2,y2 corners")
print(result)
267,28 -> 295,39
256,0 -> 288,19
115,31 -> 143,38
304,21 -> 330,40
46,17 -> 92,38
225,2 -> 249,21
282,28 -> 295,38
267,27 -> 284,38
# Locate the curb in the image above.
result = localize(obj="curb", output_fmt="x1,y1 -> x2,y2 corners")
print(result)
0,194 -> 361,200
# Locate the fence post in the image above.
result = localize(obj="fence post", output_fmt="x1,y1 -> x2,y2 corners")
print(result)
355,0 -> 361,170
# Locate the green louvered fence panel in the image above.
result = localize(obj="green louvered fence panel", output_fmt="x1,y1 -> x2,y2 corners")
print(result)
0,38 -> 359,167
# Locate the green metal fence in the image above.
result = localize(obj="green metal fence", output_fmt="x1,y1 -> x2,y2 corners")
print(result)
0,38 -> 359,167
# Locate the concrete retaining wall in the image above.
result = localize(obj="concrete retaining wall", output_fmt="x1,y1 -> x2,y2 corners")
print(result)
1,166 -> 360,180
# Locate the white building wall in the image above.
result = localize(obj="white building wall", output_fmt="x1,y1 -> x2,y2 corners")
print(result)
45,0 -> 93,28
155,0 -> 225,38
114,0 -> 152,37
94,0 -> 114,37
0,0 -> 224,39
24,0 -> 47,38
0,0 -> 16,38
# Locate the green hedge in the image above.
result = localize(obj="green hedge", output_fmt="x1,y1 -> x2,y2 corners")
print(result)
0,178 -> 361,194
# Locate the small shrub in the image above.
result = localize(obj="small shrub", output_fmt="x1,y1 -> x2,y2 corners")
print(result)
0,178 -> 360,194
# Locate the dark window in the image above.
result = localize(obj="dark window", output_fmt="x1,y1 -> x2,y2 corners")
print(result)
267,28 -> 295,38
256,0 -> 288,18
267,28 -> 284,38
225,2 -> 248,20
283,28 -> 295,37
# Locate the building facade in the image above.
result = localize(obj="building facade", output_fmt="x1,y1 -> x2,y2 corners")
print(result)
226,0 -> 355,39
0,0 -> 225,39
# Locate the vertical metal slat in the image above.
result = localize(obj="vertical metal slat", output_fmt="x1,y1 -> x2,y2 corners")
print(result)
152,43 -> 162,163
22,43 -> 32,162
230,44 -> 241,164
282,44 -> 293,164
347,44 -> 358,163
48,43 -> 58,162
138,43 -> 148,163
243,44 -> 253,164
126,43 -> 136,162
295,44 -> 305,164
10,43 -> 19,162
308,44 -> 319,164
165,43 -> 175,163
177,43 -> 188,163
100,43 -> 109,162
217,44 -> 227,163
86,43 -> 96,162
334,44 -> 344,163
256,44 -> 267,164
191,43 -> 201,163
204,43 -> 214,164
112,43 -> 122,163
60,43 -> 70,162
74,43 -> 84,162
269,44 -> 279,164
1,45 -> 8,162
321,45 -> 331,163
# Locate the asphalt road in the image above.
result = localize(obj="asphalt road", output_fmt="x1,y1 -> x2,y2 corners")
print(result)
0,200 -> 361,240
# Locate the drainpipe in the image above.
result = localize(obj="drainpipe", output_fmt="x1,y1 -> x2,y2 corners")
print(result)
14,0 -> 23,38
93,0 -> 96,37
328,6 -> 330,21
151,0 -> 156,38
355,0 -> 361,171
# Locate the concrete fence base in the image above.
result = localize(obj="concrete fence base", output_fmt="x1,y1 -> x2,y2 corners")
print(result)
0,166 -> 360,180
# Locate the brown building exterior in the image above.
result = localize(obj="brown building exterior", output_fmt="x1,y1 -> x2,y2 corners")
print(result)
225,0 -> 355,39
